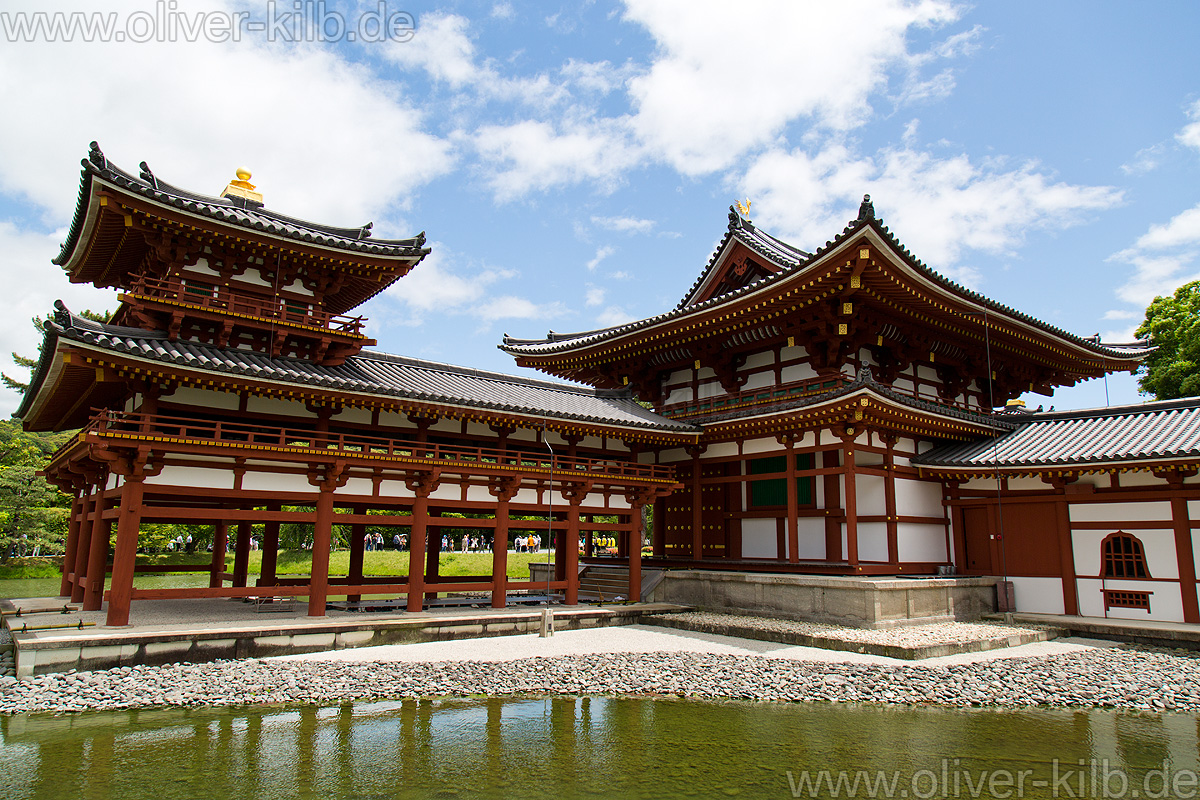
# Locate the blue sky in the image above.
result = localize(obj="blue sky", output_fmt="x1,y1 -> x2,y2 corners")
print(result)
1,0 -> 1198,418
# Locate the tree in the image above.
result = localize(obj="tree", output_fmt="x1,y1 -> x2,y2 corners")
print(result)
1135,280 -> 1200,400
2,309 -> 111,394
0,420 -> 74,560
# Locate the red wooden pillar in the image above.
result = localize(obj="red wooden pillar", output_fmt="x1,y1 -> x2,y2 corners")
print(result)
72,489 -> 99,603
883,434 -> 899,565
842,432 -> 859,568
1169,482 -> 1199,623
232,520 -> 252,588
406,477 -> 436,613
689,446 -> 703,561
780,434 -> 799,563
83,493 -> 112,612
822,449 -> 842,561
59,491 -> 84,597
308,484 -> 335,617
259,505 -> 281,587
565,502 -> 581,605
489,478 -> 520,609
106,476 -> 145,626
626,491 -> 650,603
209,521 -> 229,588
1054,494 -> 1079,616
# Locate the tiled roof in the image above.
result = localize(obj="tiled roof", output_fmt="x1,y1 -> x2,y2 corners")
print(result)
500,207 -> 1151,361
912,398 -> 1200,469
22,304 -> 698,434
690,366 -> 1017,432
54,142 -> 429,267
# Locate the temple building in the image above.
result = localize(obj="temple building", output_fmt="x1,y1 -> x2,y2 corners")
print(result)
20,145 -> 1200,627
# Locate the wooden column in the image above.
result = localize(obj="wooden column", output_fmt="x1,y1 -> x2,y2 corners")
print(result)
883,434 -> 899,565
348,505 -> 366,604
232,520 -> 252,588
59,491 -> 84,597
72,488 -> 99,603
625,489 -> 654,603
561,482 -> 590,606
1166,473 -> 1199,623
822,449 -> 842,561
82,491 -> 111,611
780,434 -> 799,563
406,474 -> 438,613
688,445 -> 704,561
489,478 -> 520,609
259,503 -> 281,587
106,475 -> 145,626
842,431 -> 859,568
1055,495 -> 1079,616
308,481 -> 335,617
209,521 -> 229,588
653,494 -> 666,557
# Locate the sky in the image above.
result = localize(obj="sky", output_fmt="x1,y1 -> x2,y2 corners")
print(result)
1,0 -> 1198,419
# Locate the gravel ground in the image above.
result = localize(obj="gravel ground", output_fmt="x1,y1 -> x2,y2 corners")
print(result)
660,611 -> 1048,645
1,642 -> 1198,715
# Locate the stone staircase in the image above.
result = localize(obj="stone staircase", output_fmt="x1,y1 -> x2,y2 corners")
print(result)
577,564 -> 664,603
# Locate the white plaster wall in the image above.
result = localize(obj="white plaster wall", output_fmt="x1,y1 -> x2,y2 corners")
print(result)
856,451 -> 884,466
1194,531 -> 1200,580
781,344 -> 807,360
246,396 -> 309,418
375,411 -> 411,431
897,523 -> 948,563
916,365 -> 938,382
466,486 -> 494,503
741,371 -> 774,391
1070,501 -> 1172,524
606,439 -> 630,452
579,435 -> 606,451
659,448 -> 688,463
189,257 -> 218,277
703,442 -> 740,459
147,465 -> 235,491
1005,477 -> 1048,493
236,470 -> 311,494
892,377 -> 915,394
508,427 -> 538,442
1072,528 -> 1178,578
1076,578 -> 1184,622
513,489 -> 541,506
334,407 -> 372,426
464,421 -> 492,438
795,518 -> 826,560
855,474 -> 886,516
1010,577 -> 1065,615
895,478 -> 944,517
741,518 -> 778,558
741,438 -> 781,455
171,387 -> 239,411
106,473 -> 121,491
1189,500 -> 1200,519
428,418 -> 461,434
961,477 -> 994,491
741,351 -> 774,371
429,484 -> 462,501
664,387 -> 691,406
696,367 -> 715,381
1118,471 -> 1165,487
857,521 -> 888,562
607,494 -> 631,510
780,364 -> 818,383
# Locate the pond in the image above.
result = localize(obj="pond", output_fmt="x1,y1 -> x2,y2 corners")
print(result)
1,697 -> 1197,799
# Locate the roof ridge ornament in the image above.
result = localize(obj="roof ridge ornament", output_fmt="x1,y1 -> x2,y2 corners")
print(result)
857,194 -> 875,221
221,166 -> 264,207
138,161 -> 158,191
87,141 -> 107,171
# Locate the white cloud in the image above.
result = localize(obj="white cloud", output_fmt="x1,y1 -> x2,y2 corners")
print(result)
0,0 -> 454,227
585,286 -> 606,307
1102,309 -> 1140,320
1109,203 -> 1200,306
382,247 -> 515,319
622,0 -> 962,174
474,119 -> 640,201
740,142 -> 1121,275
0,222 -> 112,416
1120,144 -> 1165,176
586,245 -> 616,271
591,215 -> 655,234
595,306 -> 635,327
476,296 -> 570,323
491,3 -> 515,20
1178,99 -> 1200,153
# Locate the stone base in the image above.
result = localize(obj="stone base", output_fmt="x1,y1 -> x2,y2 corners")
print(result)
647,570 -> 1000,629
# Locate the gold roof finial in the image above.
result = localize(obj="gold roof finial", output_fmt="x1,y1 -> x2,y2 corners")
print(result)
735,198 -> 752,218
221,167 -> 263,205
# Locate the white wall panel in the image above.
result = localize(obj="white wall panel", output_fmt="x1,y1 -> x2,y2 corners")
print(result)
741,438 -> 781,455
855,475 -> 887,516
429,484 -> 462,501
794,518 -> 827,560
897,524 -> 948,563
172,387 -> 239,411
146,465 -> 235,491
895,478 -> 944,517
246,396 -> 308,418
857,522 -> 888,562
1070,501 -> 1172,523
741,351 -> 775,370
741,371 -> 774,391
703,442 -> 740,459
1118,471 -> 1165,487
1011,577 -> 1065,615
741,518 -> 778,559
334,408 -> 372,426
340,478 -> 375,498
781,364 -> 817,383
237,470 -> 310,494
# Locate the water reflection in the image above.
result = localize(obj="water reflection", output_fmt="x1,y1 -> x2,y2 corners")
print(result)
1,698 -> 1197,799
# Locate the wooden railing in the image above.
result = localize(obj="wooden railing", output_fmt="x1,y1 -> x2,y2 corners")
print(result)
64,410 -> 676,484
125,275 -> 367,335
659,372 -> 986,419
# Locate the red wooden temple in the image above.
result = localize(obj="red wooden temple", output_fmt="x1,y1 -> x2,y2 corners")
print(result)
20,147 -> 1200,626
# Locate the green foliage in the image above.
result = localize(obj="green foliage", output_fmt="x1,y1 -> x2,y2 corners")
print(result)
0,420 -> 74,561
2,309 -> 110,395
1136,280 -> 1200,400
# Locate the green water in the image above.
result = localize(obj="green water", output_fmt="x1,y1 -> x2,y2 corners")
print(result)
1,698 -> 1197,799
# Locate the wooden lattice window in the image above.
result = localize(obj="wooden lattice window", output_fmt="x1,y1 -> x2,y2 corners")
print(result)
1103,590 -> 1152,611
1102,532 -> 1150,579
748,454 -> 813,508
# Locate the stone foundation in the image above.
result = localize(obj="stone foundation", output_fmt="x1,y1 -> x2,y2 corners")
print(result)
647,571 -> 1000,629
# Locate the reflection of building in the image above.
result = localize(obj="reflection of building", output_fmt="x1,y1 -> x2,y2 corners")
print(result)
21,147 -> 1200,626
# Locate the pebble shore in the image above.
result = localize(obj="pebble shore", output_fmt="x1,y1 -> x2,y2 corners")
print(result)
1,645 -> 1198,715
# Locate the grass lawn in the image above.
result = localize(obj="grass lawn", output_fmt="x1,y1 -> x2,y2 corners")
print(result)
0,551 -> 551,599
